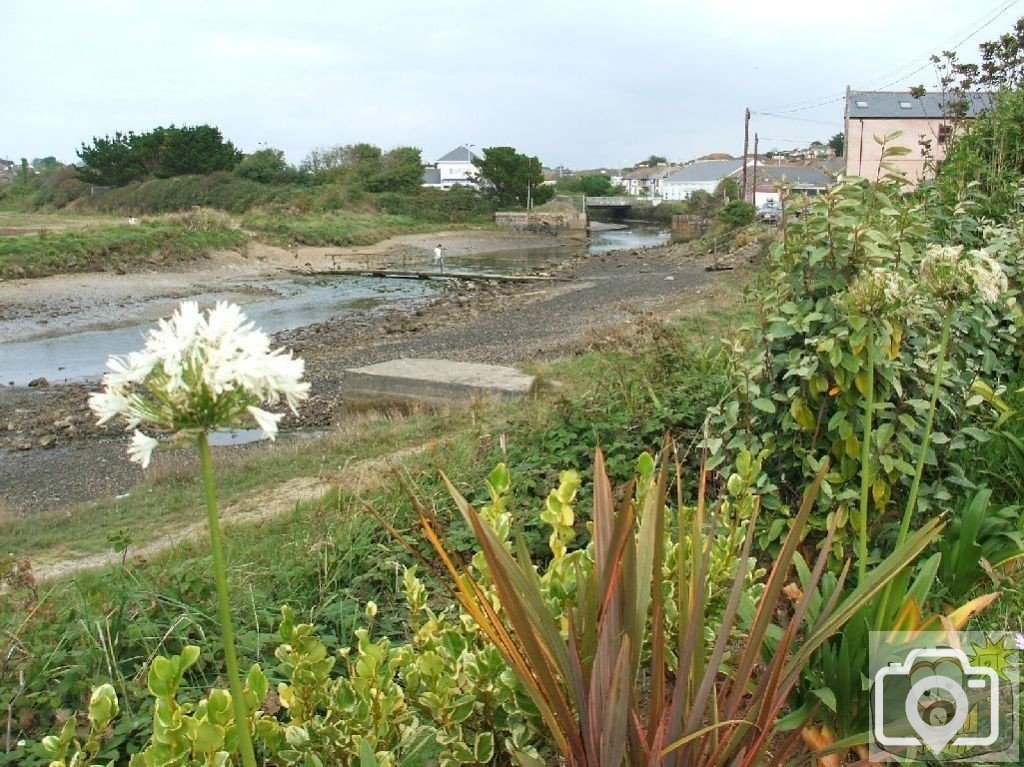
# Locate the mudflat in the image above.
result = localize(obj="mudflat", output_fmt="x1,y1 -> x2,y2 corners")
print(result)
0,229 -> 748,515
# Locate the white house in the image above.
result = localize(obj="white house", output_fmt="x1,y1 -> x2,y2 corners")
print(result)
737,163 -> 834,207
661,159 -> 743,201
621,165 -> 674,197
422,145 -> 482,190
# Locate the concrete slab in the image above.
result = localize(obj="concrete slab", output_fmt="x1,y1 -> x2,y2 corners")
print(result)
343,358 -> 536,408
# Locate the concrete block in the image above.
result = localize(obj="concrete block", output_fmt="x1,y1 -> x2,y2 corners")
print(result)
344,358 -> 536,408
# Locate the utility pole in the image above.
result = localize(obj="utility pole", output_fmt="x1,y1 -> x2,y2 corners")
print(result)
526,157 -> 532,211
741,108 -> 750,202
752,133 -> 759,208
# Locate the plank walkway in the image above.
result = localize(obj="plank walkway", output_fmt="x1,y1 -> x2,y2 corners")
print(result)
288,267 -> 561,283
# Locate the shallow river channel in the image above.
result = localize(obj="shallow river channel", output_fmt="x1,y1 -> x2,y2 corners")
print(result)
0,224 -> 669,386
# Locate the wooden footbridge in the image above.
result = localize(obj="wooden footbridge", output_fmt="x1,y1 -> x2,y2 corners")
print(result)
289,266 -> 562,283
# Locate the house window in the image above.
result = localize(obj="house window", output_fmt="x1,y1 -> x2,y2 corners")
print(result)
855,100 -> 868,108
899,101 -> 913,109
938,124 -> 951,144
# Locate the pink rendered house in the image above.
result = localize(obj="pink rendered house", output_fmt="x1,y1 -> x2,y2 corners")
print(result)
844,88 -> 992,183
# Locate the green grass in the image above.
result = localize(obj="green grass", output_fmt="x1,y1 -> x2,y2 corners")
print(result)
239,210 -> 448,247
0,304 -> 741,761
0,211 -> 119,232
0,215 -> 247,279
0,412 -> 448,564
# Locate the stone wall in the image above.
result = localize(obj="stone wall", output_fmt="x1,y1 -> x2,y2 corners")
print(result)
494,211 -> 587,233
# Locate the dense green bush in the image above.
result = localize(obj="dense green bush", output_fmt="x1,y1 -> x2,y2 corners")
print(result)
233,148 -> 300,185
374,186 -> 493,223
30,167 -> 91,208
74,174 -> 297,215
717,199 -> 755,228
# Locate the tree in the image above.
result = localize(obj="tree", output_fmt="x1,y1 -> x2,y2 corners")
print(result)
556,173 -> 615,196
713,177 -> 740,201
31,157 -> 62,175
76,125 -> 241,186
718,199 -> 755,228
641,154 -> 667,166
365,146 -> 424,193
828,133 -> 845,156
76,132 -> 143,186
153,125 -> 241,177
475,147 -> 552,208
683,189 -> 719,218
300,145 -> 349,175
234,148 -> 290,183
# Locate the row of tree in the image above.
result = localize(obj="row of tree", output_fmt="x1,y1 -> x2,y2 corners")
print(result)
76,125 -> 242,186
73,127 -> 553,209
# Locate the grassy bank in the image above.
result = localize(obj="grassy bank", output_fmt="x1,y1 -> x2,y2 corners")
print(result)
0,212 -> 247,279
0,303 -> 741,762
239,210 -> 460,247
0,207 -> 492,280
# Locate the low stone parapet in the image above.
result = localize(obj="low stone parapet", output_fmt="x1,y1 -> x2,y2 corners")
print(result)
494,211 -> 587,232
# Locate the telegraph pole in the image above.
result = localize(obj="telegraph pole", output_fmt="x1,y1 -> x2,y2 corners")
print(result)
752,133 -> 759,208
741,108 -> 750,201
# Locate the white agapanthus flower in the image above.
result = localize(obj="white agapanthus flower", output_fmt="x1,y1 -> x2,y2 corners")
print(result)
920,244 -> 1009,305
843,267 -> 914,318
90,301 -> 310,467
969,249 -> 1010,305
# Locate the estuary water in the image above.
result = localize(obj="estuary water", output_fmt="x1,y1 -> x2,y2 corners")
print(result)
0,224 -> 670,386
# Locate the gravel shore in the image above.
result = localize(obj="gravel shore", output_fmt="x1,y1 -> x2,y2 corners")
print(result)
0,231 -> 749,515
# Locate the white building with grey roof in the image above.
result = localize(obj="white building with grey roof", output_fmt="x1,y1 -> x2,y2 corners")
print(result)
661,159 -> 743,200
422,145 -> 482,190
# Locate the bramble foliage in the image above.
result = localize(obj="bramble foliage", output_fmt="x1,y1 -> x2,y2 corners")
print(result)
499,317 -> 730,504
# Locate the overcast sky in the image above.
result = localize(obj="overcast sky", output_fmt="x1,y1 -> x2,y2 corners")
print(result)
3,0 -> 1021,170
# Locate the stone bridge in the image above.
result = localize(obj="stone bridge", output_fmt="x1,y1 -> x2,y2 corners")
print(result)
584,196 -> 663,208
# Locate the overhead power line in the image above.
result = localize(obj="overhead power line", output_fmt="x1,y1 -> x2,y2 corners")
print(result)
752,0 -> 1020,117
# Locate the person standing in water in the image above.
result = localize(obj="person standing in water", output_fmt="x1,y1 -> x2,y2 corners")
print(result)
433,243 -> 445,274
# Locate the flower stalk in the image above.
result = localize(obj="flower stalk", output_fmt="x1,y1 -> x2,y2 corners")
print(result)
896,310 -> 954,549
875,309 -> 954,627
199,432 -> 257,767
89,301 -> 310,767
856,324 -> 875,583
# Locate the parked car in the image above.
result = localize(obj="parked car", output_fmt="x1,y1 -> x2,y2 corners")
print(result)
757,204 -> 781,224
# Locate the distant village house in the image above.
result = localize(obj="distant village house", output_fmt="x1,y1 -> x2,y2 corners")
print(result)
422,146 -> 482,190
661,159 -> 743,200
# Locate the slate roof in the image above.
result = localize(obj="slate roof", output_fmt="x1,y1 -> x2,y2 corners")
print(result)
437,146 -> 482,163
665,159 -> 743,183
422,167 -> 441,184
845,90 -> 992,119
755,165 -> 833,187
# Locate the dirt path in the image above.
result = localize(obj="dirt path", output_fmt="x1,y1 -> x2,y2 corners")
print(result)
29,444 -> 427,581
